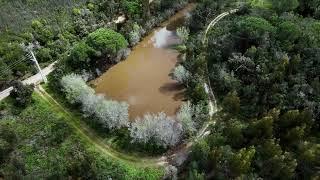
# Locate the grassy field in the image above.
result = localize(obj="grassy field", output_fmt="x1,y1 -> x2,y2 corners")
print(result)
0,92 -> 164,179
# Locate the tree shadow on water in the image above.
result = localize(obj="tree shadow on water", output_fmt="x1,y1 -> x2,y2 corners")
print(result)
159,82 -> 187,101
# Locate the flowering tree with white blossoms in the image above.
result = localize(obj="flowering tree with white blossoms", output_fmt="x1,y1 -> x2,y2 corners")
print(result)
177,102 -> 209,136
173,65 -> 191,84
177,102 -> 196,135
61,74 -> 129,130
129,112 -> 183,148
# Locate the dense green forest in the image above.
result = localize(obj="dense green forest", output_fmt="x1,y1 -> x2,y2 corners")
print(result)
0,0 -> 320,179
0,0 -> 189,178
0,0 -> 187,90
180,0 -> 320,179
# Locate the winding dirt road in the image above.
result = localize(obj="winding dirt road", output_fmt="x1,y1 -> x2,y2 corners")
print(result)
1,8 -> 239,169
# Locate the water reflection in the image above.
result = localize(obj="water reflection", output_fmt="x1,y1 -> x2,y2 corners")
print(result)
152,28 -> 181,48
93,4 -> 195,119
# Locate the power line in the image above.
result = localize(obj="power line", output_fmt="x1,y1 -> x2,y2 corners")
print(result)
0,57 -> 29,75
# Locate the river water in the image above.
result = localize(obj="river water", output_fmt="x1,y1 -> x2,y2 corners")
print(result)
93,4 -> 194,119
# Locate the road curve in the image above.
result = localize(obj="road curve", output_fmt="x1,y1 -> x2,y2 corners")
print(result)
0,61 -> 57,101
0,8 -> 240,170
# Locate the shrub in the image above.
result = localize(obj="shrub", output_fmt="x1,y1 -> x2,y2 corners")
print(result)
128,23 -> 144,46
10,81 -> 34,107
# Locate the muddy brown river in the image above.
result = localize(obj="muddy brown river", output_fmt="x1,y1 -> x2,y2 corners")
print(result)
93,4 -> 195,119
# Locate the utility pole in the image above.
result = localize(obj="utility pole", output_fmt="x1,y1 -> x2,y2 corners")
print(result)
26,44 -> 48,83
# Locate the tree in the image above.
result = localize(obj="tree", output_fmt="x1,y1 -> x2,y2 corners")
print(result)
245,116 -> 274,144
0,60 -> 12,82
60,74 -> 94,104
177,102 -> 208,136
187,162 -> 205,180
297,141 -> 320,179
68,41 -> 94,70
129,112 -> 183,147
277,21 -> 301,51
164,165 -> 178,180
86,28 -> 128,58
31,19 -> 55,45
228,54 -> 255,82
36,48 -> 53,63
61,74 -> 129,130
224,119 -> 246,148
229,146 -> 255,177
257,139 -> 297,179
0,139 -> 10,163
177,102 -> 196,136
10,81 -> 34,107
142,0 -> 150,20
177,27 -> 190,44
0,42 -> 30,76
236,16 -> 275,50
222,91 -> 240,115
271,0 -> 299,14
128,23 -> 144,46
191,140 -> 210,169
172,65 -> 190,84
122,0 -> 143,19
188,82 -> 208,103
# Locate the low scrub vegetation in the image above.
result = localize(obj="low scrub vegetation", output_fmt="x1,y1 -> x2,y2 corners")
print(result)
0,95 -> 161,179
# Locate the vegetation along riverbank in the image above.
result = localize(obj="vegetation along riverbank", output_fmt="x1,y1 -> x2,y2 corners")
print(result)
1,0 -> 320,179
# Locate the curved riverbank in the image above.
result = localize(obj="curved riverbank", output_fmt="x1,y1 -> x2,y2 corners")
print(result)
93,4 -> 196,119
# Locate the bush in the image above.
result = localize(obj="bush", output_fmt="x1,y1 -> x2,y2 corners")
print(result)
128,23 -> 144,46
10,81 -> 34,107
